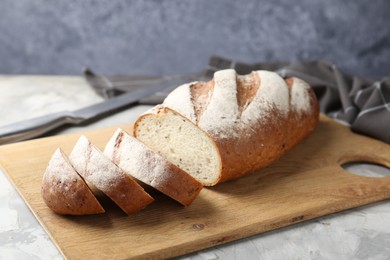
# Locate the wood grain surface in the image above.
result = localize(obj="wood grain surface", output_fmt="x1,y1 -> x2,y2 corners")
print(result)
1,115 -> 390,259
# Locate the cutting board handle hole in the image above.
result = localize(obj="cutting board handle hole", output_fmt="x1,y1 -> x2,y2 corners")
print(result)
341,161 -> 390,178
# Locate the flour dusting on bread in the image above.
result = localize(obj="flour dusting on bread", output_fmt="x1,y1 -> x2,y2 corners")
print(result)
290,77 -> 312,113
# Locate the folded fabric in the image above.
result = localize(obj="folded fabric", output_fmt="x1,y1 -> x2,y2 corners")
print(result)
85,56 -> 390,144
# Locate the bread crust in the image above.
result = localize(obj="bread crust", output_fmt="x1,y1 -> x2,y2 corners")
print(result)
134,69 -> 319,185
69,136 -> 154,215
104,129 -> 203,206
41,148 -> 105,215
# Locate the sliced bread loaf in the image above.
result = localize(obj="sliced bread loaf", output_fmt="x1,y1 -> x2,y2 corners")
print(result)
134,69 -> 319,186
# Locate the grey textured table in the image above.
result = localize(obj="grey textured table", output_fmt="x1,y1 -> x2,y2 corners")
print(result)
1,76 -> 390,259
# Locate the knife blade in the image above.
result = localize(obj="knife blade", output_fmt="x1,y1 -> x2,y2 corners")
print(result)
0,82 -> 174,145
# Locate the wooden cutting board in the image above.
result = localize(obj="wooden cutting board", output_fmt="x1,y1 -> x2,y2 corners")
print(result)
1,115 -> 390,259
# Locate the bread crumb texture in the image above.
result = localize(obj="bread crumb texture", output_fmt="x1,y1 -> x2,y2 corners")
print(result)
135,109 -> 221,185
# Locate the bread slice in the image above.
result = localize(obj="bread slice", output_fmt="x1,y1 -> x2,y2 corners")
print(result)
134,69 -> 319,186
41,148 -> 105,215
69,135 -> 154,215
104,129 -> 203,206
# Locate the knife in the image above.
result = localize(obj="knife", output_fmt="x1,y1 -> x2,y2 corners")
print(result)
0,82 -> 174,145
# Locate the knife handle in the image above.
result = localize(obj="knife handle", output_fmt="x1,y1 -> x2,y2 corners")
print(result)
0,111 -> 82,145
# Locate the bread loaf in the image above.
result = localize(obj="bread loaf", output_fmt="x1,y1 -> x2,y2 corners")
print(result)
42,69 -> 319,215
41,148 -> 105,215
104,129 -> 203,206
134,69 -> 319,186
69,135 -> 154,215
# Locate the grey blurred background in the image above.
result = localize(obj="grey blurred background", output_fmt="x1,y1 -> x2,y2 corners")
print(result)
0,0 -> 389,78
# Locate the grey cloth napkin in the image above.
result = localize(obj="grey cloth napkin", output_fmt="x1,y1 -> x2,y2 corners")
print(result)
85,56 -> 390,144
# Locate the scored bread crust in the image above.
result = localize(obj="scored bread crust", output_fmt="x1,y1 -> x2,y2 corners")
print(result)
41,148 -> 105,215
69,135 -> 154,215
134,69 -> 319,185
104,129 -> 203,206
